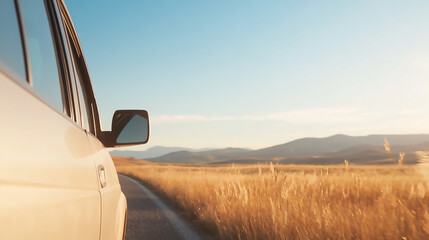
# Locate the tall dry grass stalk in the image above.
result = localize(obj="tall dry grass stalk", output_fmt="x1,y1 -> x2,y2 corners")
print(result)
344,159 -> 349,168
114,157 -> 429,239
384,137 -> 396,164
384,137 -> 391,154
399,152 -> 405,166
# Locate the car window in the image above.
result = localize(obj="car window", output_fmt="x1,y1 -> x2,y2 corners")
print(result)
70,49 -> 91,132
0,0 -> 27,83
19,0 -> 64,113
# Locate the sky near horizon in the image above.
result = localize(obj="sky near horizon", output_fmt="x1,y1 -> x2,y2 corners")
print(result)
66,0 -> 429,150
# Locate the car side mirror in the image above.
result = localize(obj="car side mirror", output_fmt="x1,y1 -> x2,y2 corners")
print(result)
100,110 -> 150,147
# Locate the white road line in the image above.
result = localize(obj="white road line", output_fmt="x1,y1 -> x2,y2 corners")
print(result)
120,174 -> 201,240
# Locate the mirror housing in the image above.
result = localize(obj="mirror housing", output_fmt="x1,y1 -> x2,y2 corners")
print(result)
99,110 -> 150,147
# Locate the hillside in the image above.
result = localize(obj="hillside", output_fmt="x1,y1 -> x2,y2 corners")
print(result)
114,134 -> 429,165
244,134 -> 429,158
146,148 -> 250,164
110,146 -> 216,159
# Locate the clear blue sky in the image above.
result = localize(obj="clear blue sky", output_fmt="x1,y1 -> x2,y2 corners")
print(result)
66,0 -> 429,150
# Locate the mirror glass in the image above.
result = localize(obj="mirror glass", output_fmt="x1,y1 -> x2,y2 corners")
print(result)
116,114 -> 149,144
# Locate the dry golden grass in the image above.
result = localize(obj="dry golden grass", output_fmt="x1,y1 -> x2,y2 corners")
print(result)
114,156 -> 429,239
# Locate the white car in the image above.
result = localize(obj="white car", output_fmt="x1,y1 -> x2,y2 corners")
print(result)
0,0 -> 149,239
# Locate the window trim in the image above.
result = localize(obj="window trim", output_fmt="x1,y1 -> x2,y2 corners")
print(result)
64,31 -> 89,131
50,0 -> 81,124
13,0 -> 32,86
42,0 -> 73,118
57,0 -> 102,137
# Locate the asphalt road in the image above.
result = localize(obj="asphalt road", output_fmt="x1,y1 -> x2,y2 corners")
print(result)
118,174 -> 201,240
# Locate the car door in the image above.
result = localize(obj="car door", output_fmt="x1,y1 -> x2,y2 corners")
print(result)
58,2 -> 127,239
0,0 -> 101,239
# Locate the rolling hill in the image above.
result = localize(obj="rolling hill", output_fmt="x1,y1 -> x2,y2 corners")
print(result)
111,134 -> 429,165
110,146 -> 216,159
145,148 -> 250,164
242,134 -> 429,158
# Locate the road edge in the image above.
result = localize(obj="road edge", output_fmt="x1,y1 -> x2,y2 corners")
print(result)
119,174 -> 201,240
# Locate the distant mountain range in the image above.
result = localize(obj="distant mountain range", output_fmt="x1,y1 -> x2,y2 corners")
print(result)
145,147 -> 250,164
110,134 -> 429,165
110,146 -> 216,159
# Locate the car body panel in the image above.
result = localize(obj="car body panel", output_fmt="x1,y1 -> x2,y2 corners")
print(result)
0,72 -> 101,239
87,135 -> 127,240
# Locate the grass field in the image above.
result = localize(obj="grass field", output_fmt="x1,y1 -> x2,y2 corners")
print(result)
113,156 -> 429,239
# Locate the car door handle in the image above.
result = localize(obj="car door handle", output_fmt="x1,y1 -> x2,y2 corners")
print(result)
98,165 -> 107,188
